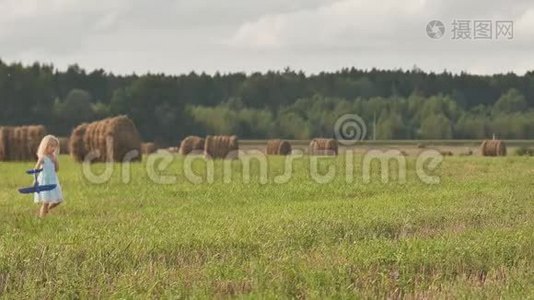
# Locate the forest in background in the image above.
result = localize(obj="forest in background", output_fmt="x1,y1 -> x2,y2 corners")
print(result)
1,60 -> 533,146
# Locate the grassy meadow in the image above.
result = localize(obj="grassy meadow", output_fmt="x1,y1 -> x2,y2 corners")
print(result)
1,151 -> 534,298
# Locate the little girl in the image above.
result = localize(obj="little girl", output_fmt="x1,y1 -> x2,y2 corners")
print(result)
34,135 -> 63,217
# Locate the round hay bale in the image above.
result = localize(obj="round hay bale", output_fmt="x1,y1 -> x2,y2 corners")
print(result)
20,127 -> 29,159
309,138 -> 338,156
105,116 -> 142,162
16,127 -> 33,160
481,140 -> 506,157
70,123 -> 88,162
496,141 -> 506,156
77,116 -> 141,162
228,135 -> 239,159
0,127 -> 7,161
0,127 -> 13,161
9,127 -> 21,160
83,122 -> 97,159
213,136 -> 222,159
215,136 -> 223,158
27,125 -> 46,159
204,135 -> 239,159
167,146 -> 179,153
219,136 -> 227,158
481,140 -> 490,156
204,135 -> 214,158
439,150 -> 453,156
266,139 -> 292,155
84,118 -> 109,161
229,135 -> 238,151
141,142 -> 158,154
459,149 -> 473,156
179,136 -> 205,155
94,118 -> 109,161
5,126 -> 16,161
58,137 -> 70,154
0,125 -> 45,161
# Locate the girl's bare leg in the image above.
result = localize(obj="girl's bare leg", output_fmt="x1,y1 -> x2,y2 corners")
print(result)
39,203 -> 49,217
49,202 -> 61,210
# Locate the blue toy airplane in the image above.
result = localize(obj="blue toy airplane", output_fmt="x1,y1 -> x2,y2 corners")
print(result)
18,169 -> 57,194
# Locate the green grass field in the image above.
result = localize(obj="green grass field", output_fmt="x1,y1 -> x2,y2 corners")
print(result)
1,153 -> 534,298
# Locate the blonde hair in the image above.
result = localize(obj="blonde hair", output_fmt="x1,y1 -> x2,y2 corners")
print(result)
36,135 -> 60,158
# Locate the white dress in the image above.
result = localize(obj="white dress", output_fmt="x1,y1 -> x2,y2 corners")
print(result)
34,156 -> 63,204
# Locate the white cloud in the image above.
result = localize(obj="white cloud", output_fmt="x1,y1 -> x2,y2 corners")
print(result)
228,0 -> 428,49
515,9 -> 534,42
226,0 -> 534,74
0,0 -> 532,75
0,0 -> 126,54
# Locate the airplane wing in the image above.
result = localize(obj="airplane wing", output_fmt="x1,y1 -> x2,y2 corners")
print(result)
18,184 -> 57,194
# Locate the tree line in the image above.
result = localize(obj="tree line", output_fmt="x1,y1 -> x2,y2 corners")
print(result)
1,60 -> 533,145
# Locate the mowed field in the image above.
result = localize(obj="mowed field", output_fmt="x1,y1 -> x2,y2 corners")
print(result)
1,146 -> 534,298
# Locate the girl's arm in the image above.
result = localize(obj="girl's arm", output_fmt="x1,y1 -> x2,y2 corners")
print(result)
51,155 -> 59,172
33,157 -> 43,184
34,157 -> 43,170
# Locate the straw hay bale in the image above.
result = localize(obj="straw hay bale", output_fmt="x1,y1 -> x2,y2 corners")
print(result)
0,125 -> 46,161
141,142 -> 158,154
266,139 -> 292,155
481,140 -> 506,157
179,136 -> 204,155
69,116 -> 142,162
204,135 -> 239,159
309,138 -> 338,156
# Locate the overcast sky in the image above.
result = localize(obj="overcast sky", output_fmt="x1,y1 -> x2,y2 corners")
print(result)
1,0 -> 533,75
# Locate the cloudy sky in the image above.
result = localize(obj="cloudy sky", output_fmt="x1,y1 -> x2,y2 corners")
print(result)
1,0 -> 533,75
